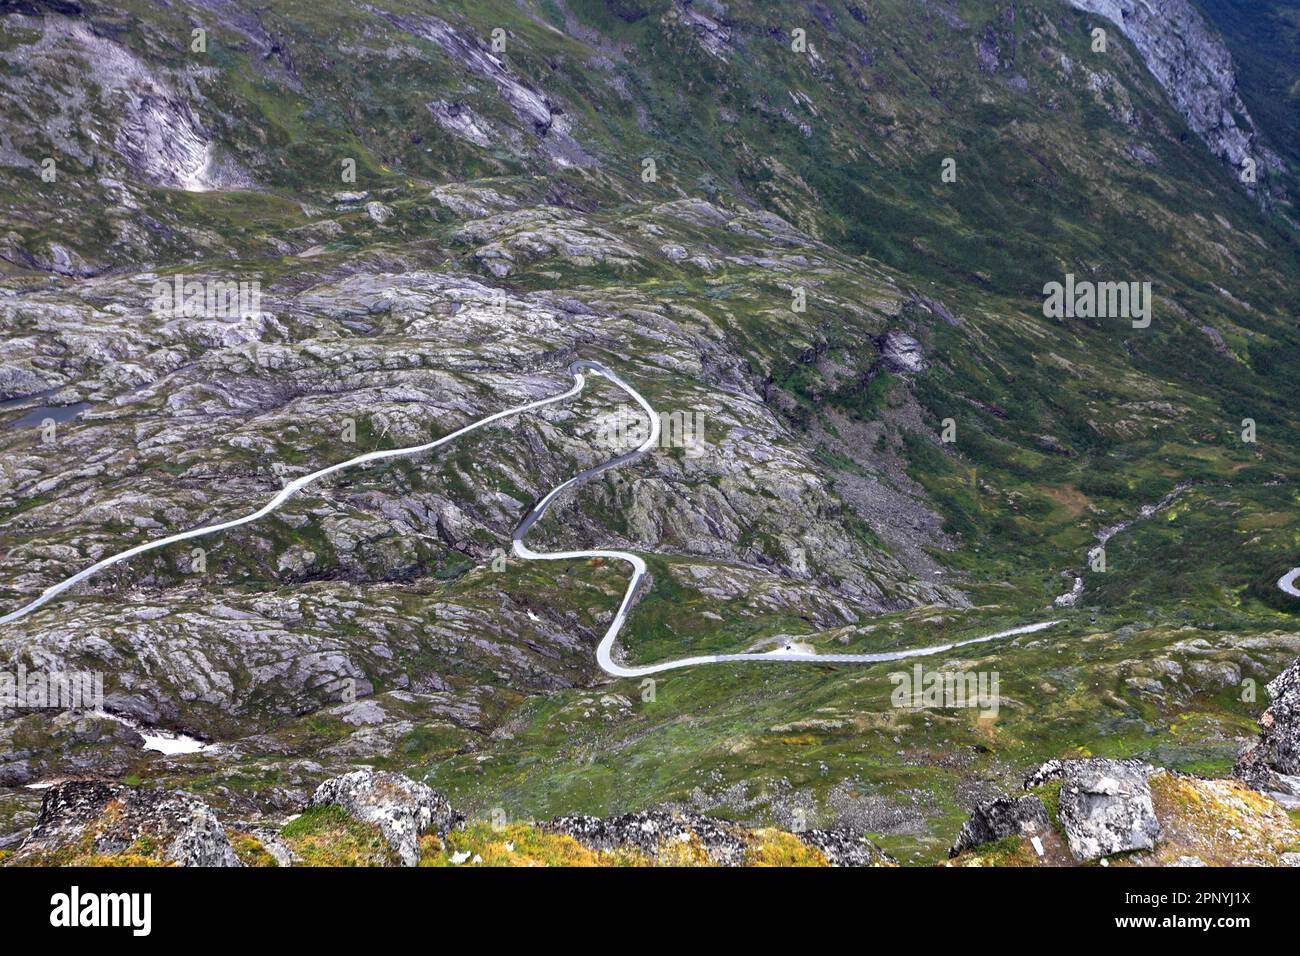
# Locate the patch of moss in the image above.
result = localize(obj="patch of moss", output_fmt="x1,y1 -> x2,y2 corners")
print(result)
950,834 -> 1040,867
426,821 -> 650,867
653,832 -> 715,867
1141,771 -> 1300,865
744,829 -> 830,867
280,806 -> 395,867
229,831 -> 279,868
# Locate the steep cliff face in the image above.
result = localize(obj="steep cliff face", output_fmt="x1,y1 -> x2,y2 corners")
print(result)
1065,0 -> 1286,197
0,16 -> 247,192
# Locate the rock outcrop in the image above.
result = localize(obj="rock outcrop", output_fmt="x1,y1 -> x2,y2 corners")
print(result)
798,827 -> 895,867
547,811 -> 893,866
0,364 -> 49,400
1065,0 -> 1283,192
11,780 -> 241,866
0,17 -> 246,192
309,769 -> 463,867
372,10 -> 592,167
875,330 -> 927,375
949,795 -> 1051,857
0,711 -> 143,787
1234,656 -> 1300,800
1054,758 -> 1160,861
548,810 -> 751,866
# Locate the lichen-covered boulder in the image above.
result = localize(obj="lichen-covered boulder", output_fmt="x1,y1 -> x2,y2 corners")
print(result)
309,769 -> 462,866
798,828 -> 895,867
1234,656 -> 1300,797
949,795 -> 1052,857
1056,758 -> 1161,861
547,811 -> 751,866
13,780 -> 241,866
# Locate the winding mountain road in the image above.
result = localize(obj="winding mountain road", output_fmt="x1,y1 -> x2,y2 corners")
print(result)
0,370 -> 584,627
1281,568 -> 1300,599
515,362 -> 1062,675
30,358 -> 1296,678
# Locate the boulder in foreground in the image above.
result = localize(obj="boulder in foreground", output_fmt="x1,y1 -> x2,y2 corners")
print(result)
1234,656 -> 1300,801
1055,758 -> 1161,861
546,810 -> 893,866
11,780 -> 240,867
949,796 -> 1052,858
309,769 -> 463,867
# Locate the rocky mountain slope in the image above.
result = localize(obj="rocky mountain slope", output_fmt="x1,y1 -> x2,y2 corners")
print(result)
6,655 -> 1296,868
1,0 -> 1298,865
1067,0 -> 1288,209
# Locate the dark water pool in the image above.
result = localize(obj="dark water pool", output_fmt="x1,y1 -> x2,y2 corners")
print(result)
4,402 -> 90,429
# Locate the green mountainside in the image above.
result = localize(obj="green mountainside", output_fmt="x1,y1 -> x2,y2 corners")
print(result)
0,0 -> 1298,865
